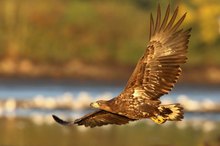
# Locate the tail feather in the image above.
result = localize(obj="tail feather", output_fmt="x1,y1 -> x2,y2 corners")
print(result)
159,103 -> 184,121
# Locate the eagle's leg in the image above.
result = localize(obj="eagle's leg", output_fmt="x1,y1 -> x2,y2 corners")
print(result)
150,115 -> 167,124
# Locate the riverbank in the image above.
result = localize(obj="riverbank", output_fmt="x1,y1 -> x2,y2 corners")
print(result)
0,58 -> 220,84
0,117 -> 219,146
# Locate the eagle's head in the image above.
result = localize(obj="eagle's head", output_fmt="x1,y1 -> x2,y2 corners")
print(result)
90,100 -> 112,111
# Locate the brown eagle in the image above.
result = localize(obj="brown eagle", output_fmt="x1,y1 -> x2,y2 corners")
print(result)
52,4 -> 191,128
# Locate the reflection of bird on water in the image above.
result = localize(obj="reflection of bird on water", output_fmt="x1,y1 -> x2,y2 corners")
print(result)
53,4 -> 191,128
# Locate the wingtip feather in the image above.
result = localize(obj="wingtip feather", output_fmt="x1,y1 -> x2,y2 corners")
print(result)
165,6 -> 179,31
149,13 -> 154,40
155,3 -> 161,33
52,115 -> 74,126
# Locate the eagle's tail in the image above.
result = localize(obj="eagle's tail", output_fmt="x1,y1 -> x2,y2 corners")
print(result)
151,103 -> 184,124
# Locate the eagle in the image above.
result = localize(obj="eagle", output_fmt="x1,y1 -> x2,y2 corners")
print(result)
52,4 -> 191,128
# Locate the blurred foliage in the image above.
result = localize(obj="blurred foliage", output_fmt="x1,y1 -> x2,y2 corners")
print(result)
0,0 -> 219,66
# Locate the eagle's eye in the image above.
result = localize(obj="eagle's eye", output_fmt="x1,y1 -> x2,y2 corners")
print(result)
90,102 -> 101,108
97,101 -> 103,105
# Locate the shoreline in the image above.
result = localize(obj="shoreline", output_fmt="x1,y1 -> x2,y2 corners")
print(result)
0,59 -> 220,85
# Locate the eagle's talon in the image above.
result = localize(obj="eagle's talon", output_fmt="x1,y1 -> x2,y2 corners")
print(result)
151,116 -> 167,124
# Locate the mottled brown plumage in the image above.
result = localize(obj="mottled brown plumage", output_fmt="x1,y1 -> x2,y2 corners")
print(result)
53,4 -> 191,128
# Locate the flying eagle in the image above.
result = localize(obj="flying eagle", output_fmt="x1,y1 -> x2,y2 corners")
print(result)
53,4 -> 191,128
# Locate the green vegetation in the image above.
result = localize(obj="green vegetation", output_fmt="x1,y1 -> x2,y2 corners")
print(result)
0,0 -> 219,66
0,118 -> 220,146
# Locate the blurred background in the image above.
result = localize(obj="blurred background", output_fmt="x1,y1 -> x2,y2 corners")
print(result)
0,0 -> 220,146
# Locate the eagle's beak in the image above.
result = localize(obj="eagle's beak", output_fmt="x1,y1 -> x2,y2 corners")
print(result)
90,102 -> 100,108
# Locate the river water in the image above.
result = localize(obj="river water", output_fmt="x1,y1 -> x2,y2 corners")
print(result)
0,78 -> 219,121
0,78 -> 219,101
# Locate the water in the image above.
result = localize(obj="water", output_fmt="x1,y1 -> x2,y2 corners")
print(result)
0,79 -> 219,146
0,78 -> 220,120
0,79 -> 122,99
0,79 -> 219,101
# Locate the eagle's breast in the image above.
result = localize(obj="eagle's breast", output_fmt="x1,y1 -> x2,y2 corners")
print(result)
109,88 -> 160,119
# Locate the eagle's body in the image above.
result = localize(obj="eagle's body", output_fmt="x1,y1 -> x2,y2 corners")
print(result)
53,4 -> 191,128
103,88 -> 161,119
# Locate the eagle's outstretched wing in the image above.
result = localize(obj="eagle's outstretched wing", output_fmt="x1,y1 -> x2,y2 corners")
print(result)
53,110 -> 135,128
124,4 -> 191,99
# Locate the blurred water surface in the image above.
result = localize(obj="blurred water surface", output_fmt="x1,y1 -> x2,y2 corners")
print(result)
0,78 -> 219,121
0,78 -> 219,101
